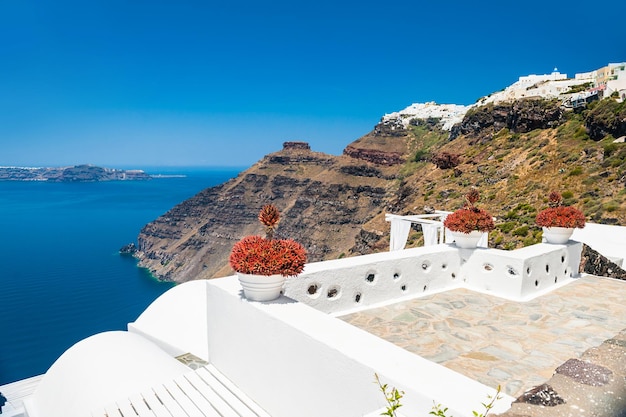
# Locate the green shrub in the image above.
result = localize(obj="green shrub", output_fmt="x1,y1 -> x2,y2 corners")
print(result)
414,150 -> 429,162
498,222 -> 516,233
568,166 -> 584,176
582,176 -> 596,185
573,126 -> 589,140
512,226 -> 529,237
604,143 -> 618,157
523,236 -> 538,246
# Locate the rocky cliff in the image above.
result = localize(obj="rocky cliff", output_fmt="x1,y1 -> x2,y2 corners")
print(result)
136,143 -> 400,281
135,97 -> 626,283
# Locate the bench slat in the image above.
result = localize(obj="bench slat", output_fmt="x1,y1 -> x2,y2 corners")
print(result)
152,385 -> 191,417
162,380 -> 209,417
173,376 -> 220,417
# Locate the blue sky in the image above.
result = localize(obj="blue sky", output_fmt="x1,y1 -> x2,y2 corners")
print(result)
1,1 -> 624,168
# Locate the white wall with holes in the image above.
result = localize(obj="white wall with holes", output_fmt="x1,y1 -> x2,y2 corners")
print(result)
284,246 -> 462,315
462,243 -> 582,300
285,241 -> 583,315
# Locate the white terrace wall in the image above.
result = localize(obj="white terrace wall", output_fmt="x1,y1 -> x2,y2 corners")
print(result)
285,241 -> 582,314
461,243 -> 581,300
205,278 -> 513,417
285,245 -> 462,315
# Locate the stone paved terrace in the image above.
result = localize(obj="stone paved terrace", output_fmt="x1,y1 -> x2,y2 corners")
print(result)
340,275 -> 626,401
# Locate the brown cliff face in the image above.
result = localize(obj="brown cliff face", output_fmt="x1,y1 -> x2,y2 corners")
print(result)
135,142 -> 399,282
136,97 -> 626,283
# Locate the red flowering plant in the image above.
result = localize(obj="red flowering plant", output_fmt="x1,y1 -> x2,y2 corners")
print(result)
443,189 -> 495,234
535,191 -> 586,229
229,204 -> 307,277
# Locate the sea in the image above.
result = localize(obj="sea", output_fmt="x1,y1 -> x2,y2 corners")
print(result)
0,167 -> 242,385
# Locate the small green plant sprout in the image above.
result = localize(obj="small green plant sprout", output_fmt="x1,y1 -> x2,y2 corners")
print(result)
375,373 -> 404,417
429,403 -> 449,417
430,385 -> 503,417
375,374 -> 502,417
473,385 -> 502,417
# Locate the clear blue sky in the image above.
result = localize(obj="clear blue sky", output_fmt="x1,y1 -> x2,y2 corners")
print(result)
1,0 -> 624,168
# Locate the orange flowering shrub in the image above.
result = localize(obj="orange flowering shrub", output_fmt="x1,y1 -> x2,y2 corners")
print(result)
230,205 -> 307,276
444,206 -> 495,233
443,189 -> 495,233
535,192 -> 586,229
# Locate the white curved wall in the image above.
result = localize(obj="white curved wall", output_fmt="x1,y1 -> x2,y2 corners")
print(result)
128,279 -> 209,360
24,331 -> 189,417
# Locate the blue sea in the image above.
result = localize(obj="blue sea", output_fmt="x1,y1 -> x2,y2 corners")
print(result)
0,167 -> 242,385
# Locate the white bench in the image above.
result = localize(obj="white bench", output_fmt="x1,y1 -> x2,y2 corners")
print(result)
91,365 -> 271,417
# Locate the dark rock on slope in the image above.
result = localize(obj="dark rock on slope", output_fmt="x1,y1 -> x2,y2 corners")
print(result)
449,98 -> 564,140
580,244 -> 626,280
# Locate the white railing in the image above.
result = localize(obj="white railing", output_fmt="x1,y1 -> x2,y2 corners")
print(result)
385,211 -> 493,251
385,212 -> 450,250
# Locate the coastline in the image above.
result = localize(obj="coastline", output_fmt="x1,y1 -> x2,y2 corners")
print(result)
0,167 -> 242,385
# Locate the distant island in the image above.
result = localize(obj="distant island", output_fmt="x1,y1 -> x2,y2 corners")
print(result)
0,164 -> 152,182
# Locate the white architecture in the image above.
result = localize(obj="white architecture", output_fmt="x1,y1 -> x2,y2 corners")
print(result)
478,68 -> 594,106
2,218 -> 624,417
381,102 -> 471,131
378,63 -> 626,133
603,63 -> 626,101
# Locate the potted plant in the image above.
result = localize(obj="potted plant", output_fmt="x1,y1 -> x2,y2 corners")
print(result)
535,191 -> 585,244
443,189 -> 495,248
229,204 -> 307,301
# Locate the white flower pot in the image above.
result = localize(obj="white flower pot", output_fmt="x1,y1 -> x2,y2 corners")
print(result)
542,227 -> 574,244
237,273 -> 286,301
450,230 -> 483,249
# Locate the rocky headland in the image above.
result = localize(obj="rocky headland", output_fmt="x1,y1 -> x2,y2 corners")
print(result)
0,165 -> 152,182
134,93 -> 626,283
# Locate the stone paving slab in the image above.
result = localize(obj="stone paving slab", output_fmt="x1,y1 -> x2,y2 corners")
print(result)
500,328 -> 626,417
340,275 -> 626,398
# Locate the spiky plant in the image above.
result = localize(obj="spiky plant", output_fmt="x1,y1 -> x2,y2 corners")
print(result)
548,191 -> 563,208
258,204 -> 280,239
230,205 -> 307,276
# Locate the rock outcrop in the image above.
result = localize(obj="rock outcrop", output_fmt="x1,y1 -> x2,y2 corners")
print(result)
343,145 -> 405,165
450,98 -> 564,140
579,244 -> 626,280
584,98 -> 626,141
